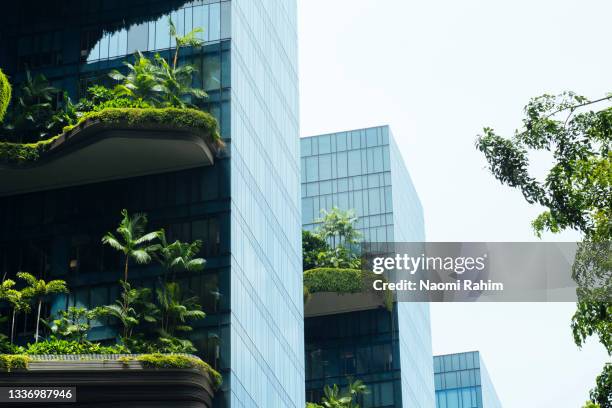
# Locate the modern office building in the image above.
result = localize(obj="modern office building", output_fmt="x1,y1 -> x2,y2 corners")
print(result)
301,126 -> 434,407
0,1 -> 303,407
433,351 -> 502,408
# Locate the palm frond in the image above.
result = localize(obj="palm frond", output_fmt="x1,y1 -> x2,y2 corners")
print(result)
131,249 -> 152,264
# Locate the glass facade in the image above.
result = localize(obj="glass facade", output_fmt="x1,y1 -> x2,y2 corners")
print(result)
0,1 -> 302,407
433,352 -> 502,408
229,1 -> 303,407
301,127 -> 435,407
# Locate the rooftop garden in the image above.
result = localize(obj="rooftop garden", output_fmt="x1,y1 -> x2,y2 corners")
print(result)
302,207 -> 393,311
0,208 -> 221,390
0,18 -> 223,166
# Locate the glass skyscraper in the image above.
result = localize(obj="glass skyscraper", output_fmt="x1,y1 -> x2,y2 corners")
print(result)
434,351 -> 502,408
0,1 -> 303,407
301,126 -> 435,407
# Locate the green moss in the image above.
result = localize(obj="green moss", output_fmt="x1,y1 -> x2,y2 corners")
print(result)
136,354 -> 222,390
0,69 -> 10,123
304,268 -> 393,311
0,355 -> 30,372
0,107 -> 222,165
23,339 -> 129,355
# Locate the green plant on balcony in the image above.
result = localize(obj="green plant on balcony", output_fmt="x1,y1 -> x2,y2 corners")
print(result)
314,207 -> 362,269
17,272 -> 68,343
303,268 -> 392,311
0,280 -> 31,344
1,71 -> 60,142
154,229 -> 206,284
0,354 -> 30,372
23,339 -> 128,355
123,353 -> 222,390
95,281 -> 156,340
0,68 -> 11,123
155,282 -> 206,338
102,209 -> 159,284
306,379 -> 369,408
43,306 -> 99,343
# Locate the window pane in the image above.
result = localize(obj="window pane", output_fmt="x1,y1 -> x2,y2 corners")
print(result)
221,1 -> 231,39
127,23 -> 148,54
209,3 -> 220,41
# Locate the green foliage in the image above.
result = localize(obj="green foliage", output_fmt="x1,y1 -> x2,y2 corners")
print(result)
95,281 -> 155,339
23,338 -> 128,355
0,68 -> 11,123
0,354 -> 30,371
109,49 -> 206,109
304,268 -> 364,294
2,71 -> 60,142
0,279 -> 31,344
572,291 -> 612,355
303,230 -> 330,271
155,282 -> 206,337
135,353 -> 222,389
169,17 -> 205,70
309,379 -> 368,408
102,209 -> 159,283
44,307 -> 98,343
0,334 -> 19,354
47,92 -> 78,136
121,334 -> 196,354
110,52 -> 165,104
476,92 -> 611,239
303,268 -> 393,311
0,106 -> 222,164
89,97 -> 151,112
590,363 -> 611,408
154,229 -> 206,282
583,402 -> 601,408
315,208 -> 362,269
0,135 -> 59,164
17,272 -> 68,343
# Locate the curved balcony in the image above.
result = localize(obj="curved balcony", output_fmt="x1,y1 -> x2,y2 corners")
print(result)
0,108 -> 221,197
0,354 -> 218,408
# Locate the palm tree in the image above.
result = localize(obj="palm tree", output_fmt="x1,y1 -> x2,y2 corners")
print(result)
5,286 -> 30,344
95,281 -> 155,339
155,229 -> 206,283
153,54 -> 207,108
4,71 -> 59,141
16,272 -> 67,343
320,380 -> 368,408
102,209 -> 159,284
0,280 -> 26,343
169,18 -> 204,70
316,208 -> 363,269
155,282 -> 205,338
109,52 -> 165,104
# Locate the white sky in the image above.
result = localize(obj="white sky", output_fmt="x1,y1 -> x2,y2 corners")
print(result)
298,1 -> 611,407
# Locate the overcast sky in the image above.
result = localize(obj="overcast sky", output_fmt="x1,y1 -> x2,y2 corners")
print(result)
298,1 -> 610,407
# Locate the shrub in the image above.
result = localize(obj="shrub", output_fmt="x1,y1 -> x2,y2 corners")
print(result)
0,69 -> 10,123
303,268 -> 393,311
121,335 -> 197,354
0,355 -> 30,371
23,338 -> 129,355
135,353 -> 222,390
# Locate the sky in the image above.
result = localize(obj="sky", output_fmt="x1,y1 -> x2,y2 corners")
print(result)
298,1 -> 611,407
